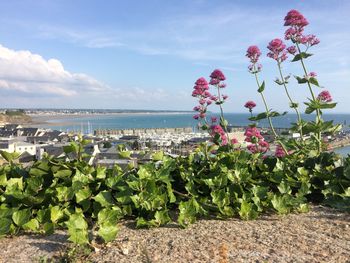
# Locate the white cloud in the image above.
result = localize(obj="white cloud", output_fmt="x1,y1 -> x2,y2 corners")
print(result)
0,44 -> 110,97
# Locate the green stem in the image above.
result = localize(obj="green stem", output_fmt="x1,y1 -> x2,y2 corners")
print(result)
253,72 -> 278,139
216,85 -> 230,141
253,68 -> 288,154
277,62 -> 304,140
295,43 -> 322,152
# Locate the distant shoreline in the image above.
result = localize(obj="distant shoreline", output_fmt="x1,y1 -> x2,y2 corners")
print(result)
28,112 -> 195,127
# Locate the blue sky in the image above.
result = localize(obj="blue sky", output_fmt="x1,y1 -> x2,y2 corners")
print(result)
0,0 -> 349,113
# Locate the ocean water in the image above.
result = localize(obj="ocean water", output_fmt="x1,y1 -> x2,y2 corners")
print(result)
36,113 -> 350,134
333,145 -> 350,157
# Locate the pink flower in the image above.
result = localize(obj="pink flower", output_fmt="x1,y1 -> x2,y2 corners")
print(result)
222,95 -> 228,100
284,27 -> 304,42
309,72 -> 317,77
301,34 -> 320,46
231,138 -> 239,144
287,46 -> 297,55
246,45 -> 261,63
275,144 -> 286,158
210,95 -> 218,101
199,112 -> 206,118
206,100 -> 212,105
317,90 -> 332,102
267,38 -> 288,62
210,69 -> 226,81
193,114 -> 199,120
284,9 -> 309,28
199,99 -> 206,105
211,116 -> 218,123
209,78 -> 220,85
218,83 -> 227,88
210,125 -> 227,145
244,101 -> 256,111
193,106 -> 201,111
244,127 -> 263,143
195,77 -> 209,87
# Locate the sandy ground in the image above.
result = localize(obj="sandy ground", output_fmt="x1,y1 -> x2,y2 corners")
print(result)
0,205 -> 349,263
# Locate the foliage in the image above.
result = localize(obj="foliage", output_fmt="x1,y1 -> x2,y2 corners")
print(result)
0,139 -> 349,244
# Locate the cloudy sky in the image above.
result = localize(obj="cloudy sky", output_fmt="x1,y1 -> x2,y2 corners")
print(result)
0,0 -> 349,112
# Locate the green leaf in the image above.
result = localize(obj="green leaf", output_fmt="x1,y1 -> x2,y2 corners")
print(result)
178,198 -> 201,227
258,81 -> 265,93
152,151 -> 164,161
50,206 -> 64,223
0,218 -> 12,235
154,210 -> 171,226
66,213 -> 89,245
118,151 -> 131,159
56,186 -> 74,202
97,208 -> 122,225
23,218 -> 40,232
239,200 -> 258,220
0,174 -> 7,187
54,169 -> 72,178
309,77 -> 319,87
43,222 -> 54,235
295,76 -> 308,84
12,209 -> 31,226
271,195 -> 291,215
0,151 -> 21,163
292,52 -> 313,62
75,188 -> 92,203
98,224 -> 119,242
93,191 -> 115,207
277,181 -> 292,194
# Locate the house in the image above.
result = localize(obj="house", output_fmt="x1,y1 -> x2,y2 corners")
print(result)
14,141 -> 36,155
0,140 -> 15,152
36,145 -> 65,160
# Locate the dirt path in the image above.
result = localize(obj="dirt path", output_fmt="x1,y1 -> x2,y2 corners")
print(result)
0,205 -> 349,263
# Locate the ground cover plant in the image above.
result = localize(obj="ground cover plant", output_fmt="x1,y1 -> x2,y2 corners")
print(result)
0,9 -> 349,246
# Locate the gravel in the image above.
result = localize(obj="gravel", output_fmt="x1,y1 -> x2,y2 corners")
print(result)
0,205 -> 349,263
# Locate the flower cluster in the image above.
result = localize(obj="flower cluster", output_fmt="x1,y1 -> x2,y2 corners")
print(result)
244,127 -> 269,154
284,9 -> 320,47
267,38 -> 288,62
209,69 -> 226,85
210,124 -> 228,145
244,101 -> 256,111
192,77 -> 212,120
317,90 -> 332,102
246,45 -> 261,63
275,144 -> 286,158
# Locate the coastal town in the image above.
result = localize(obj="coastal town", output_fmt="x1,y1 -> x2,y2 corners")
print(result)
1,110 -> 350,167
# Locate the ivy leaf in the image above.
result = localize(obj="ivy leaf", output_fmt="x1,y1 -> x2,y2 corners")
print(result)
12,209 -> 31,227
271,195 -> 291,215
66,213 -> 89,245
23,218 -> 40,232
239,200 -> 258,220
98,224 -> 119,242
152,151 -> 164,161
50,206 -> 64,223
0,218 -> 12,235
0,151 -> 21,163
93,191 -> 115,207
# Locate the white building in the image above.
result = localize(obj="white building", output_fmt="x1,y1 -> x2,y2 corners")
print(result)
14,141 -> 36,155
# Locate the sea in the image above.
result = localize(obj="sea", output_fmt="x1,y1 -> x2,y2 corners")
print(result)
34,112 -> 350,155
35,112 -> 350,133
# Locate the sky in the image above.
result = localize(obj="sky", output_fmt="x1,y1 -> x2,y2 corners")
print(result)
0,0 -> 349,113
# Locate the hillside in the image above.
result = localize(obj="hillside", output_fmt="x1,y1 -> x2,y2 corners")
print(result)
0,111 -> 32,124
